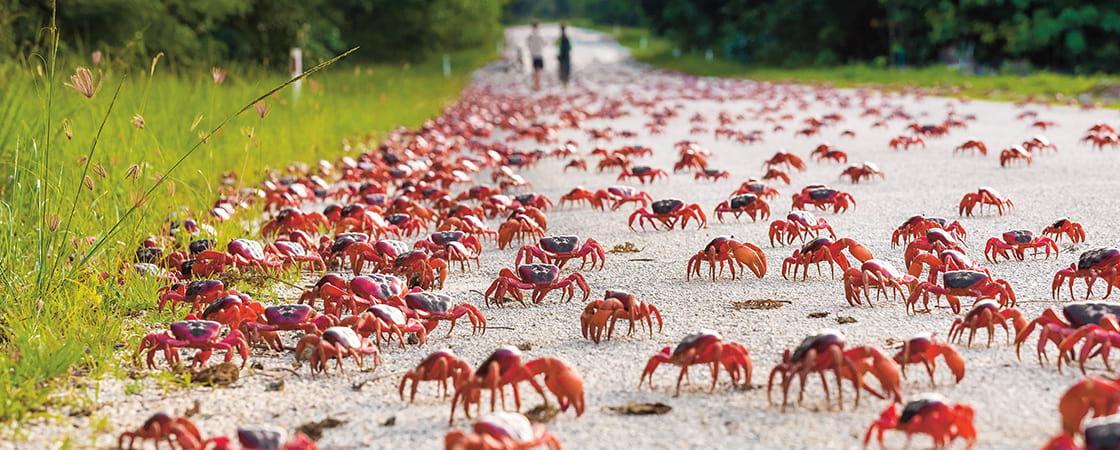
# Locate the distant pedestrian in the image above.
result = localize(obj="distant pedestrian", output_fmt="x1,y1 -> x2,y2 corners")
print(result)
527,20 -> 545,91
558,24 -> 572,88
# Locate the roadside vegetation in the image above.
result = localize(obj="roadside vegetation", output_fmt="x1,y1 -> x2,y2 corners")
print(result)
0,20 -> 494,427
596,25 -> 1120,105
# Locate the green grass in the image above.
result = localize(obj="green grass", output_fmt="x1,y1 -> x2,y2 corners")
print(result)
0,19 -> 495,427
590,24 -> 1120,105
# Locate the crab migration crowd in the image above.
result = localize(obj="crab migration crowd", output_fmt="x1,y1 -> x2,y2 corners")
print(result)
103,45 -> 1120,450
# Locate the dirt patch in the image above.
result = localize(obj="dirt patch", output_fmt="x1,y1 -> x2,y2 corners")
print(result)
605,402 -> 672,415
835,316 -> 857,324
608,242 -> 641,253
807,312 -> 829,318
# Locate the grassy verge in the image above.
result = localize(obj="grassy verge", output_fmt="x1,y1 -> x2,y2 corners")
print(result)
587,23 -> 1120,105
0,29 -> 494,426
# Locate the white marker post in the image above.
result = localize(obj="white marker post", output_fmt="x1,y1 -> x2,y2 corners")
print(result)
640,37 -> 648,50
705,49 -> 714,61
443,54 -> 451,79
672,48 -> 681,58
290,47 -> 303,102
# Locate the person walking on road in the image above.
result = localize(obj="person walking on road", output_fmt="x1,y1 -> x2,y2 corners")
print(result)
558,24 -> 572,89
527,20 -> 545,91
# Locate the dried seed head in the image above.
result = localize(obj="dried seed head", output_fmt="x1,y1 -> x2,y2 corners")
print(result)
83,175 -> 94,191
166,180 -> 175,196
190,114 -> 204,132
198,131 -> 209,144
212,67 -> 227,85
62,118 -> 72,140
254,101 -> 269,118
91,51 -> 102,65
130,190 -> 144,207
131,114 -> 145,129
78,155 -> 89,164
93,163 -> 107,178
64,67 -> 103,98
47,214 -> 61,231
125,164 -> 141,180
150,52 -> 164,77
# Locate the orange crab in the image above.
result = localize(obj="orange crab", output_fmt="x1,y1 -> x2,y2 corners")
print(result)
768,211 -> 836,246
889,135 -> 926,150
714,194 -> 771,222
617,165 -> 668,184
947,300 -> 1026,347
687,236 -> 767,280
628,198 -> 706,231
863,394 -> 976,449
791,185 -> 856,214
444,413 -> 561,450
768,329 -> 902,411
118,413 -> 205,450
449,346 -> 584,424
959,187 -> 1013,216
399,349 -> 472,402
954,139 -> 988,156
781,237 -> 873,280
1043,218 -> 1086,244
892,333 -> 965,386
580,290 -> 663,344
999,145 -> 1033,167
639,330 -> 752,395
842,259 -> 918,307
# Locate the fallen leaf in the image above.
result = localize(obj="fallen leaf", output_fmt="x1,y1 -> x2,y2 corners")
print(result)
836,316 -> 857,324
731,299 -> 789,310
297,417 -> 346,441
191,362 -> 239,386
608,242 -> 641,253
525,404 -> 559,423
808,312 -> 829,318
605,402 -> 672,415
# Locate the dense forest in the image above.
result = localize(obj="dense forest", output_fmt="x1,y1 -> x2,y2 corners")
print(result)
511,0 -> 1120,73
7,0 -> 1120,72
3,0 -> 504,66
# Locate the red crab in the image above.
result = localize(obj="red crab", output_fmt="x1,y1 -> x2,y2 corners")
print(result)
903,229 -> 967,268
400,349 -> 472,402
402,290 -> 487,336
1015,303 -> 1120,370
714,194 -> 771,222
438,215 -> 497,241
449,347 -> 584,424
694,168 -> 730,181
192,239 -> 282,274
413,231 -> 483,270
959,187 -> 1013,216
343,304 -> 429,348
768,211 -> 836,246
1052,247 -> 1120,300
984,230 -> 1058,262
1057,309 -> 1120,374
1043,218 -> 1087,244
558,187 -> 605,210
118,412 -> 204,450
909,271 -> 1016,314
294,326 -> 380,374
383,212 -> 428,237
639,330 -> 752,395
580,290 -> 663,344
999,145 -> 1033,167
516,235 -> 605,270
863,394 -> 976,449
266,240 -> 326,272
732,178 -> 780,199
1056,375 -> 1120,436
891,215 -> 967,247
496,213 -> 545,250
260,208 -> 329,237
687,236 -> 767,280
892,333 -> 965,386
762,168 -> 792,184
484,263 -> 590,307
763,151 -> 807,172
954,139 -> 988,156
512,193 -> 554,211
188,293 -> 264,330
839,162 -> 884,183
445,413 -> 561,450
617,165 -> 668,184
947,300 -> 1026,347
889,135 -> 926,150
628,198 -> 706,231
842,259 -> 917,307
135,320 -> 250,369
791,186 -> 856,214
811,144 -> 848,163
768,329 -> 902,411
1043,412 -> 1120,450
243,304 -> 335,351
390,250 -> 449,290
157,279 -> 232,312
598,185 -> 653,211
781,237 -> 874,281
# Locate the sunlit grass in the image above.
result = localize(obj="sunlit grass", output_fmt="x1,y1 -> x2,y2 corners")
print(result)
0,25 -> 494,425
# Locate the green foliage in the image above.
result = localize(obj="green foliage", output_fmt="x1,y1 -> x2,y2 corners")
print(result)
7,0 -> 504,66
628,0 -> 1120,73
504,0 -> 645,26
